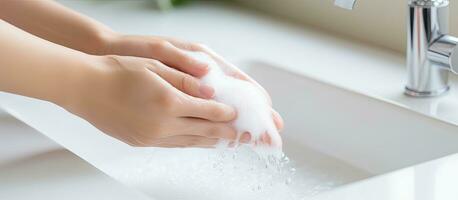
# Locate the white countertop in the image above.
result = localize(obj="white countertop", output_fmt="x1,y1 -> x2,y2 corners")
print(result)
2,0 -> 458,199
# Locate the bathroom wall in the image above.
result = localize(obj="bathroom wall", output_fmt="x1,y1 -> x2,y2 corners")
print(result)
235,0 -> 458,53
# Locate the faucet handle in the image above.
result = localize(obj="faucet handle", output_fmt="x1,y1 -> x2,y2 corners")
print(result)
429,35 -> 458,73
334,0 -> 357,10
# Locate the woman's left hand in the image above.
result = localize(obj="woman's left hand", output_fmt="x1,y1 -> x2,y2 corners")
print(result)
100,34 -> 210,78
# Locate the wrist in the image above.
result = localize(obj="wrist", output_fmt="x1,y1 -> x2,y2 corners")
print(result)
53,54 -> 104,113
93,30 -> 122,55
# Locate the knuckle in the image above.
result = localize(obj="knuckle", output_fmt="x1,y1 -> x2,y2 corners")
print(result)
179,74 -> 187,91
149,59 -> 163,66
207,126 -> 219,138
180,74 -> 197,92
145,59 -> 161,72
154,40 -> 172,50
158,88 -> 173,101
159,92 -> 180,113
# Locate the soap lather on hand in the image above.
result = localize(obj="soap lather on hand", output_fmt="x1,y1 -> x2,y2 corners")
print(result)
184,49 -> 283,151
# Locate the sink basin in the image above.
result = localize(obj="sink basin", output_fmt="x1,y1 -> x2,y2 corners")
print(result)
1,61 -> 458,200
0,110 -> 151,200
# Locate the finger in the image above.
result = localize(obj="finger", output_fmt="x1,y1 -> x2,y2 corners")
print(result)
272,109 -> 284,131
162,37 -> 273,104
152,135 -> 219,148
176,118 -> 238,140
178,95 -> 236,122
260,132 -> 272,145
172,42 -> 273,105
146,60 -> 214,99
153,41 -> 208,77
160,37 -> 205,52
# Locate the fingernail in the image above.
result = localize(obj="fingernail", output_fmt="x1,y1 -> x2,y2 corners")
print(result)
240,132 -> 251,143
261,132 -> 272,145
199,84 -> 215,99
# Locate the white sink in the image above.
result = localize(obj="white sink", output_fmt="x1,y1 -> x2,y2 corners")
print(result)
0,110 -> 151,200
1,61 -> 458,200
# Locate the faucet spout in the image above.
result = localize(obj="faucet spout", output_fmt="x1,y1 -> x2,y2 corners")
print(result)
334,0 -> 357,10
334,0 -> 457,97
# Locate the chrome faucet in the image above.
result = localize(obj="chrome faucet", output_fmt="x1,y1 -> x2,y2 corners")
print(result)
335,0 -> 458,97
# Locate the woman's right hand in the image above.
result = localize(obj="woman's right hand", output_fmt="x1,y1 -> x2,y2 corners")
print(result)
64,55 -> 244,148
101,35 -> 284,133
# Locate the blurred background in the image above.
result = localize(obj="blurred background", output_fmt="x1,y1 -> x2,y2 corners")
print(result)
130,0 -> 458,53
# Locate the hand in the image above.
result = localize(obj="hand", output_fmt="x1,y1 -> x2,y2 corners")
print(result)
65,55 -> 245,148
100,34 -> 284,131
100,34 -> 210,78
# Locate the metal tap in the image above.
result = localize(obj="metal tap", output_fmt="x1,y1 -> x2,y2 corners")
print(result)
334,0 -> 458,97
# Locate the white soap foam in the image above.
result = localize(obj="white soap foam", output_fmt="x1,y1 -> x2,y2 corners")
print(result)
185,51 -> 282,158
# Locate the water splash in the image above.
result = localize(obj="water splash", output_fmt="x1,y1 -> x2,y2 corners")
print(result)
103,146 -> 352,200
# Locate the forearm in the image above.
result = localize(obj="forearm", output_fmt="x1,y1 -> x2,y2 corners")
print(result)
0,0 -> 114,54
0,20 -> 96,107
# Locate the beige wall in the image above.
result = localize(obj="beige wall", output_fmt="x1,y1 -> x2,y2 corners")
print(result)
236,0 -> 458,53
